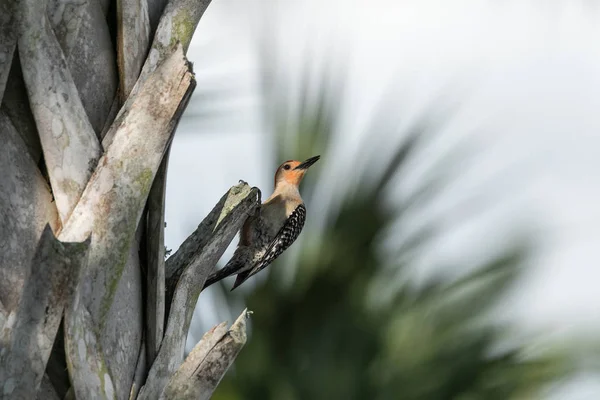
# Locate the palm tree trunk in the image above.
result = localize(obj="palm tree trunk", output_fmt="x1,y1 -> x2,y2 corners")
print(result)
0,0 -> 251,398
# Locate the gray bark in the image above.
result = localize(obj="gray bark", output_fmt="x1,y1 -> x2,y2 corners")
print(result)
1,53 -> 42,162
129,336 -> 147,400
0,301 -> 6,330
136,0 -> 213,370
140,0 -> 212,79
147,0 -> 169,35
0,111 -> 59,312
145,151 -> 169,366
0,0 -> 16,102
161,311 -> 249,400
38,375 -> 61,400
2,0 -> 254,397
104,232 -> 144,399
99,0 -> 111,16
48,0 -> 118,137
139,183 -> 259,399
64,291 -> 116,399
117,0 -> 151,101
60,45 -> 194,399
0,225 -> 90,399
103,0 -> 212,148
18,0 -> 102,224
165,184 -> 260,302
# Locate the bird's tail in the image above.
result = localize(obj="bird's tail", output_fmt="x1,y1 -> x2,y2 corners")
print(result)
202,260 -> 242,290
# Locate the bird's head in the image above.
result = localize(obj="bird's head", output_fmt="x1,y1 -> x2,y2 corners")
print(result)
274,155 -> 320,188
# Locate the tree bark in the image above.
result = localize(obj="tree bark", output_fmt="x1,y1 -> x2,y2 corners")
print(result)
0,0 -> 253,398
0,0 -> 16,101
47,0 -> 118,138
161,311 -> 250,400
18,0 -> 102,225
0,226 -> 90,398
59,44 -> 194,399
0,112 -> 59,311
140,183 -> 259,399
117,0 -> 151,101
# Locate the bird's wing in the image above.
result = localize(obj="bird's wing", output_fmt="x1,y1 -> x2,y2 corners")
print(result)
231,203 -> 306,290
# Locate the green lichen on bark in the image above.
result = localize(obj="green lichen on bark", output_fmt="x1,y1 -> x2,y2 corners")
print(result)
215,183 -> 254,227
170,13 -> 194,48
65,302 -> 115,399
99,235 -> 134,328
99,167 -> 154,318
134,167 -> 154,192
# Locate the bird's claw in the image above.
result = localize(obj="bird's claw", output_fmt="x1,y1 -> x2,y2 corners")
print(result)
251,187 -> 262,217
252,187 -> 262,202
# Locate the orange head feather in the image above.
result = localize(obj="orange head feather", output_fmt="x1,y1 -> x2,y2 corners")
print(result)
274,155 -> 320,188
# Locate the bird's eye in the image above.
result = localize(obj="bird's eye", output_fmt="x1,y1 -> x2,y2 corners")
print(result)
283,164 -> 291,170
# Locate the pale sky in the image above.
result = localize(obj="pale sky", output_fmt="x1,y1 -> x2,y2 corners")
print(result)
164,1 -> 600,397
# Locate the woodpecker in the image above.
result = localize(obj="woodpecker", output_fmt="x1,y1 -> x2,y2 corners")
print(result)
203,155 -> 320,291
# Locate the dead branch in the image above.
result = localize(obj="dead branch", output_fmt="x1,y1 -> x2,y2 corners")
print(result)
161,311 -> 249,399
139,183 -> 259,399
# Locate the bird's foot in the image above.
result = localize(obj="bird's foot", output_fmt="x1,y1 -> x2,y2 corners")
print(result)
251,187 -> 262,216
252,187 -> 262,203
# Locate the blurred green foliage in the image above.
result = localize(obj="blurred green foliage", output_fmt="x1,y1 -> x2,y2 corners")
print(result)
209,46 -> 573,400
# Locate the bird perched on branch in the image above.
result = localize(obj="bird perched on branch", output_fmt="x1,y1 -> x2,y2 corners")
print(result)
203,155 -> 320,291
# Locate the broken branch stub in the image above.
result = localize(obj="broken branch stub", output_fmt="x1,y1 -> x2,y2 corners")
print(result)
161,311 -> 249,400
0,225 -> 90,399
140,0 -> 212,82
139,183 -> 259,400
164,183 -> 260,309
103,0 -> 212,149
160,321 -> 228,400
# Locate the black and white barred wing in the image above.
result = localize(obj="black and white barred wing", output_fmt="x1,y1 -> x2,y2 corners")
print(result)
231,204 -> 306,290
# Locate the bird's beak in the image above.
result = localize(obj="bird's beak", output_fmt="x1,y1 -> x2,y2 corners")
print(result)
294,155 -> 320,170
